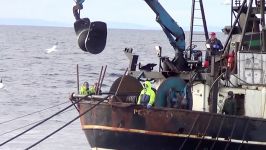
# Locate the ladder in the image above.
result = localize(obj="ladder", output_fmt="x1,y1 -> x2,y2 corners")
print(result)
188,0 -> 209,59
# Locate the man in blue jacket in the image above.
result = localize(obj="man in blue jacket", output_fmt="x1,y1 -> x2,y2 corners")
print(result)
206,32 -> 223,55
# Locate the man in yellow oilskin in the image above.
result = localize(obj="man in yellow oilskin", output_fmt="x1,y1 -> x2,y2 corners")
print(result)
89,82 -> 98,95
80,82 -> 90,95
137,81 -> 156,109
80,82 -> 99,95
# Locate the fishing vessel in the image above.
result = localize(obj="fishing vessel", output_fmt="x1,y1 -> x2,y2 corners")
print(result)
70,0 -> 266,149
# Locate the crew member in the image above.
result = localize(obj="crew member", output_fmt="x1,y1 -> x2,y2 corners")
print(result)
222,91 -> 237,115
89,82 -> 98,95
137,81 -> 156,109
80,81 -> 90,95
206,32 -> 223,55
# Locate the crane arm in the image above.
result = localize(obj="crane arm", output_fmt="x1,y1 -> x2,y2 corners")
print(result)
144,0 -> 185,53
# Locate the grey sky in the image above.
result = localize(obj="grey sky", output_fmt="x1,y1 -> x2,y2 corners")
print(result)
0,0 -> 231,29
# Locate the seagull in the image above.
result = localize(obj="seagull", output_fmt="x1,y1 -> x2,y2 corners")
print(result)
46,42 -> 58,54
0,79 -> 5,89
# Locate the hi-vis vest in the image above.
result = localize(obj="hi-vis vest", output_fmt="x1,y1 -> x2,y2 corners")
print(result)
137,81 -> 155,106
80,85 -> 89,95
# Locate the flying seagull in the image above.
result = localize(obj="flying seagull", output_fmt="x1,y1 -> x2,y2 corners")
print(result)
0,79 -> 5,89
46,42 -> 58,54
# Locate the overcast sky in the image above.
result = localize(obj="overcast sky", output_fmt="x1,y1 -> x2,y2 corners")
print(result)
0,0 -> 232,29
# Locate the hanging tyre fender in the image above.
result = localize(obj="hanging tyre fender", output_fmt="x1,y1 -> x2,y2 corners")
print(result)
74,18 -> 90,35
76,21 -> 107,54
85,21 -> 107,54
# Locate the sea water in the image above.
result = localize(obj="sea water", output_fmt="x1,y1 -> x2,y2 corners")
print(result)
0,25 -> 225,150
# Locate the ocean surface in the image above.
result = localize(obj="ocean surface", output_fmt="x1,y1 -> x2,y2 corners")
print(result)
0,25 -> 226,150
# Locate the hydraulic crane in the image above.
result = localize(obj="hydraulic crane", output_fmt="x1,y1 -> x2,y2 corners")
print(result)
143,0 -> 186,53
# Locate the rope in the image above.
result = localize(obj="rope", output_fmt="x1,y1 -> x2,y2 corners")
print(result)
178,114 -> 200,150
232,74 -> 251,85
24,96 -> 109,150
0,108 -> 75,137
237,118 -> 250,150
195,114 -> 214,150
224,118 -> 239,150
210,116 -> 226,150
0,94 -> 89,147
0,101 -> 69,125
207,73 -> 225,102
228,79 -> 237,87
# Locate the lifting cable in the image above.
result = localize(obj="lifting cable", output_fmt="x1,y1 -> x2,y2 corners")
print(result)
0,94 -> 90,147
0,101 -> 70,125
0,108 -> 75,137
24,96 -> 109,150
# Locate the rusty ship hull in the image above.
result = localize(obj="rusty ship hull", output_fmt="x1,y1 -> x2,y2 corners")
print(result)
79,101 -> 266,150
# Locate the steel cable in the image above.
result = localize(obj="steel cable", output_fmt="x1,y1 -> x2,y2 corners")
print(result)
0,101 -> 70,125
0,94 -> 90,147
24,96 -> 109,150
0,108 -> 75,137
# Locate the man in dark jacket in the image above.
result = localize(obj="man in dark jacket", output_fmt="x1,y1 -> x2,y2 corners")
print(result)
222,91 -> 237,115
206,32 -> 223,55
